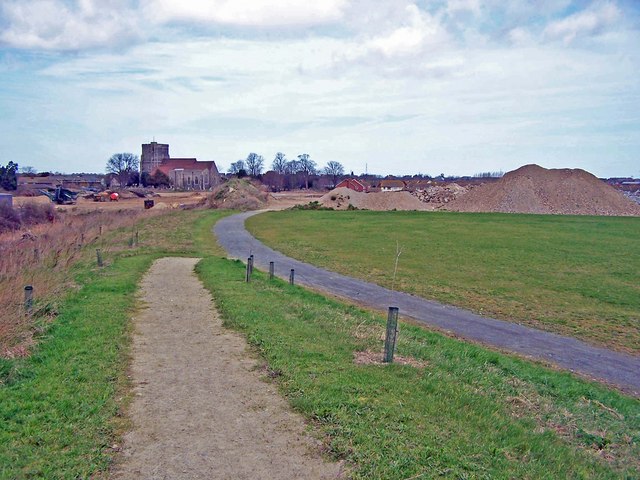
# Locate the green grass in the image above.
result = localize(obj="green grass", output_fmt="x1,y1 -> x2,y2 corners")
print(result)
0,210 -> 228,479
3,208 -> 639,479
246,210 -> 640,353
197,258 -> 640,479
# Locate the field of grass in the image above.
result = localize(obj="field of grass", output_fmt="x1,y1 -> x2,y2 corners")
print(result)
246,210 -> 640,353
2,208 -> 639,479
198,257 -> 640,479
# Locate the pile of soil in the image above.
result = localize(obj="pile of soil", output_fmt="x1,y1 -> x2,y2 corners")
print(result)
448,164 -> 640,216
320,188 -> 434,211
208,179 -> 268,211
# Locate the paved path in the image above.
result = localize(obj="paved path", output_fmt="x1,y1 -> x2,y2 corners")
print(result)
112,257 -> 341,479
215,212 -> 640,397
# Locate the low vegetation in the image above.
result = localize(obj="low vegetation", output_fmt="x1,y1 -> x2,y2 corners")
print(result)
247,210 -> 640,353
1,209 -> 638,479
0,202 -> 56,234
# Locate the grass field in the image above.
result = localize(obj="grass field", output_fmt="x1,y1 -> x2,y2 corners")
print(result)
199,257 -> 640,479
246,210 -> 640,354
1,209 -> 639,479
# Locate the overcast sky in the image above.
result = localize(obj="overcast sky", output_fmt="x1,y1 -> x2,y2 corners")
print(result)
1,0 -> 639,177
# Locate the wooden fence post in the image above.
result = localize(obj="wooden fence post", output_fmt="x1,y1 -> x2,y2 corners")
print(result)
24,285 -> 33,314
96,249 -> 103,267
246,258 -> 251,282
269,261 -> 274,280
383,307 -> 399,363
289,269 -> 295,285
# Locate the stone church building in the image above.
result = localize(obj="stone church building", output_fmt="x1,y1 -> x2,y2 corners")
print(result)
141,141 -> 221,190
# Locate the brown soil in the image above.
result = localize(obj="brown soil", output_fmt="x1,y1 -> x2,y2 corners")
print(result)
13,191 -> 206,213
448,164 -> 640,216
320,188 -> 435,211
207,179 -> 269,211
353,350 -> 428,368
112,257 -> 342,479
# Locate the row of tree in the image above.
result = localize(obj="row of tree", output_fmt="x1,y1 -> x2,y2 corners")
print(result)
228,152 -> 345,190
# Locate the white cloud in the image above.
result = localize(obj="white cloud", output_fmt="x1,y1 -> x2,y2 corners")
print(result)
367,4 -> 447,57
447,0 -> 481,16
0,0 -> 139,50
543,2 -> 621,43
144,0 -> 348,27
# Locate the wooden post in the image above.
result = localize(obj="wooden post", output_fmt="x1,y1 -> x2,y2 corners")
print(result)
249,254 -> 254,274
383,307 -> 399,363
269,261 -> 274,280
135,230 -> 139,246
96,249 -> 103,267
289,269 -> 295,285
24,285 -> 33,314
246,258 -> 251,282
99,225 -> 103,236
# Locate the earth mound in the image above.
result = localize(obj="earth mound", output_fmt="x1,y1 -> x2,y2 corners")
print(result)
448,164 -> 640,216
207,179 -> 268,211
319,188 -> 434,211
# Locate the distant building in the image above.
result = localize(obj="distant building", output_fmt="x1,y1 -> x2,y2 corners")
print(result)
18,174 -> 105,190
141,141 -> 220,190
380,179 -> 406,192
335,178 -> 367,192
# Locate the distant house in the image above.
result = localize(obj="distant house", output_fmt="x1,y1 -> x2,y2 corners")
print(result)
335,178 -> 367,192
18,174 -> 105,191
380,179 -> 406,192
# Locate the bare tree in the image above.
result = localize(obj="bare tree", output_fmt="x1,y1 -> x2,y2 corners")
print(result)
323,161 -> 344,188
106,153 -> 139,187
272,152 -> 287,174
228,160 -> 246,176
245,152 -> 264,177
19,166 -> 37,175
297,154 -> 317,189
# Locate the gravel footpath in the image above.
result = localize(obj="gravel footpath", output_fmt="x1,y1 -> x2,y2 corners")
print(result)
111,257 -> 342,479
215,212 -> 640,397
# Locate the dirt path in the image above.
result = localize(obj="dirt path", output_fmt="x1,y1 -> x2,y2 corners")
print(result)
111,257 -> 342,479
214,212 -> 640,397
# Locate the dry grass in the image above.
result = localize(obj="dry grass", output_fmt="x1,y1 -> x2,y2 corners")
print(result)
0,207 -> 164,357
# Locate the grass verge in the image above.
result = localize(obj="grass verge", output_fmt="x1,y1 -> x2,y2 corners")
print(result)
197,257 -> 640,479
246,210 -> 640,353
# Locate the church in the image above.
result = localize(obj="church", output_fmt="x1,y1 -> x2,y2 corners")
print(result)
141,141 -> 221,190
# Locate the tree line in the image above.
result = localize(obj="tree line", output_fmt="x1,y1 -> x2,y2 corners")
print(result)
228,152 -> 344,190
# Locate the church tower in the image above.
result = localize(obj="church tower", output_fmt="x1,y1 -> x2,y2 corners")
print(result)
141,141 -> 170,174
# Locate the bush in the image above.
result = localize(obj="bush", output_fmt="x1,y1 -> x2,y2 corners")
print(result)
0,202 -> 57,234
291,201 -> 333,211
0,203 -> 21,233
19,202 -> 56,225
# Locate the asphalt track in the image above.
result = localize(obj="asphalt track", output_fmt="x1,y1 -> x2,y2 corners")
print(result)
214,211 -> 640,397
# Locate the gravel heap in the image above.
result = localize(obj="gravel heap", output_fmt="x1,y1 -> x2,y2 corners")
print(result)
448,164 -> 640,216
208,179 -> 268,210
320,188 -> 434,211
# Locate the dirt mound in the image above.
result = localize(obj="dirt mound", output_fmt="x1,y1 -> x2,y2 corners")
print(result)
208,179 -> 268,211
320,188 -> 434,211
448,164 -> 640,216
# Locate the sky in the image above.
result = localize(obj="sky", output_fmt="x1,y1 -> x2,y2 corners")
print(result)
0,0 -> 639,178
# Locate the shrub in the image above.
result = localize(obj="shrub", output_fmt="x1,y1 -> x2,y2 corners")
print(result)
19,202 -> 56,226
0,204 -> 21,233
